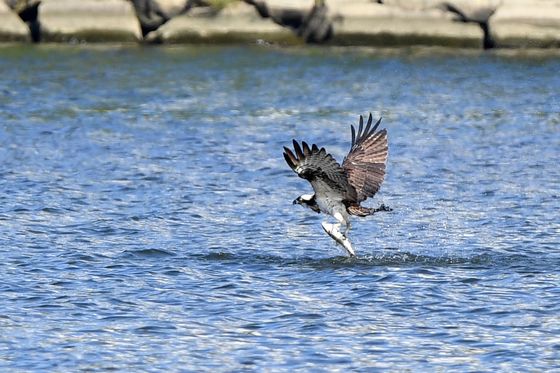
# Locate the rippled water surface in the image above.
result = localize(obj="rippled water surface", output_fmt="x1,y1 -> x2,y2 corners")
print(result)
1,44 -> 559,371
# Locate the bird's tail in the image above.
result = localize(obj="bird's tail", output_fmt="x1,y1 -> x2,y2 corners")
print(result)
348,204 -> 392,216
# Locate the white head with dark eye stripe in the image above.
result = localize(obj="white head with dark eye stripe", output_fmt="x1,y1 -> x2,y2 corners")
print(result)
292,194 -> 321,213
293,193 -> 314,206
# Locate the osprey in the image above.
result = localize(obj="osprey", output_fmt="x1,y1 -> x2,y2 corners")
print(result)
283,113 -> 391,257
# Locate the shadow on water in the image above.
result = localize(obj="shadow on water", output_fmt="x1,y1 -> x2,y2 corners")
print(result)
120,248 -> 177,258
188,249 -> 551,271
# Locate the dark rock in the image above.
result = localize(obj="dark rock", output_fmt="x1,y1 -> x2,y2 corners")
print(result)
440,2 -> 498,49
4,0 -> 42,42
244,0 -> 334,44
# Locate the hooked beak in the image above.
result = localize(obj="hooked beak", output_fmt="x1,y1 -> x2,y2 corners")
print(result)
293,198 -> 300,205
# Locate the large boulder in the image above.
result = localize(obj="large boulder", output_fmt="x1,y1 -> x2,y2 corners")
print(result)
0,1 -> 33,41
40,0 -> 140,42
330,0 -> 482,47
492,1 -> 560,47
353,0 -> 560,48
156,1 -> 296,44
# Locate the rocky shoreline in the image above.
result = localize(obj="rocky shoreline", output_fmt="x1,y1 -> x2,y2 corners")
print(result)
1,0 -> 560,49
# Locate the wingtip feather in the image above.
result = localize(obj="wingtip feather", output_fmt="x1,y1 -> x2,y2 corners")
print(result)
363,113 -> 373,137
372,116 -> 382,133
302,141 -> 311,156
283,146 -> 298,170
358,116 -> 364,139
292,140 -> 304,159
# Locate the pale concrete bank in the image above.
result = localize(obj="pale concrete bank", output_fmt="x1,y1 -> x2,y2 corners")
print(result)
1,0 -> 560,48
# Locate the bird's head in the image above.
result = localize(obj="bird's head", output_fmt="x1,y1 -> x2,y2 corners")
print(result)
293,194 -> 315,207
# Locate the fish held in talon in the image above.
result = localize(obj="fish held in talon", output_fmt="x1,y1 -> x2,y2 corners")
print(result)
321,222 -> 355,257
284,112 -> 391,257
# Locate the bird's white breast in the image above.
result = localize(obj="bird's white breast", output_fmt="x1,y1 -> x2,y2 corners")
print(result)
313,181 -> 348,223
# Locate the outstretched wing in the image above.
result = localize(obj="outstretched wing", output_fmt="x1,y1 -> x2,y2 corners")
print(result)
342,113 -> 388,203
283,140 -> 356,200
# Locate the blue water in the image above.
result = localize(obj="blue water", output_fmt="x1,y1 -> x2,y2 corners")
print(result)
0,45 -> 559,371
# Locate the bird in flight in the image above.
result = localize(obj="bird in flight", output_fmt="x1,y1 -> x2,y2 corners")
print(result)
283,113 -> 391,257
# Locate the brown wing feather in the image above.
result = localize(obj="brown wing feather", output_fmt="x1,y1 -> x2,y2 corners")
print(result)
283,140 -> 357,199
342,113 -> 388,203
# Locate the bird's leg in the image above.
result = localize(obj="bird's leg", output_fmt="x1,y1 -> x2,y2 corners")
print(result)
344,221 -> 351,237
333,212 -> 346,237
